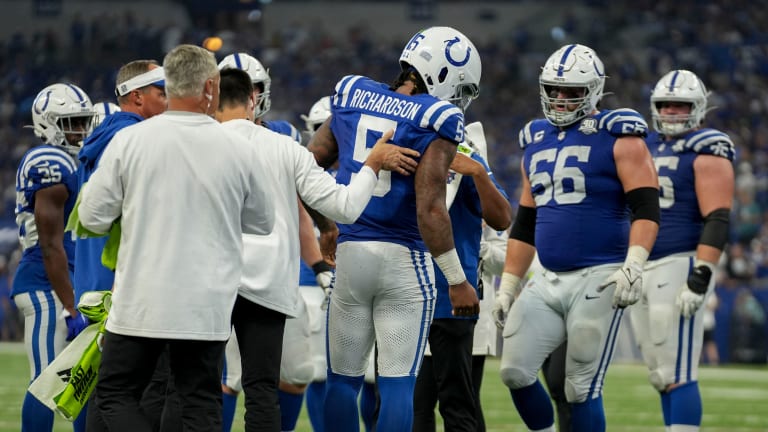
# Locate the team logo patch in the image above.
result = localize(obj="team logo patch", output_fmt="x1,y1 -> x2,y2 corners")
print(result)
578,118 -> 598,135
446,171 -> 457,184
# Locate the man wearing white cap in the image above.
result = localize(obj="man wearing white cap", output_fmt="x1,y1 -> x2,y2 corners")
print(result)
75,60 -> 166,307
73,59 -> 168,432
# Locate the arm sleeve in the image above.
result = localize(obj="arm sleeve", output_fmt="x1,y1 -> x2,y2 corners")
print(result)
242,147 -> 276,236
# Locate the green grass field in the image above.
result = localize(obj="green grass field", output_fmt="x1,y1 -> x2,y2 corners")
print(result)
1,342 -> 766,431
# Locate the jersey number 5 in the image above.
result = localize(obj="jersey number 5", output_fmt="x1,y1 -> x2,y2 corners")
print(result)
352,113 -> 396,197
529,146 -> 590,206
654,156 -> 678,209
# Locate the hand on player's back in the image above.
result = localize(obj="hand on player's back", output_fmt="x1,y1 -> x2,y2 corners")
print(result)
366,129 -> 420,175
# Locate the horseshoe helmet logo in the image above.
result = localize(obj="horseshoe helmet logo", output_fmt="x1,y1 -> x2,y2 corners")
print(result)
444,37 -> 471,67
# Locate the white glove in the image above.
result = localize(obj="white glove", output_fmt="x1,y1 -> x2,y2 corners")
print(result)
676,260 -> 714,318
492,272 -> 522,329
312,261 -> 334,310
598,246 -> 648,308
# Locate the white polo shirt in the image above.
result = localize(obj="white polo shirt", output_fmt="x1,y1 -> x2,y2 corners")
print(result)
222,120 -> 378,317
79,111 -> 275,341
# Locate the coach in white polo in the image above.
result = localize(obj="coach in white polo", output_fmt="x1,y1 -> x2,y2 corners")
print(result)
78,44 -> 275,431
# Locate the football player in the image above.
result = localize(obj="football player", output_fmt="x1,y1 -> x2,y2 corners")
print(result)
11,82 -> 94,431
218,52 -> 302,142
91,101 -> 121,129
630,70 -> 734,432
307,26 -> 482,432
494,44 -> 660,431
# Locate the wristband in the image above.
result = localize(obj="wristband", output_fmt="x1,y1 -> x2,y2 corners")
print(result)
312,260 -> 333,275
499,272 -> 522,296
434,248 -> 467,286
688,259 -> 715,295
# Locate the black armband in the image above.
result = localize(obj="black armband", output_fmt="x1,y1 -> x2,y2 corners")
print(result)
626,187 -> 660,224
699,208 -> 730,250
687,265 -> 712,295
312,260 -> 332,275
509,205 -> 536,246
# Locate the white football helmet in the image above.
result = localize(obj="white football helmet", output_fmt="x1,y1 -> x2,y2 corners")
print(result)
539,44 -> 605,127
218,52 -> 272,118
650,70 -> 709,136
300,96 -> 331,134
92,101 -> 121,128
399,26 -> 481,111
31,83 -> 95,155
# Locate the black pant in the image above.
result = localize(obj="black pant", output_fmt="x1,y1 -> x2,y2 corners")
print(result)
231,295 -> 286,432
87,346 -> 182,432
413,318 -> 478,432
94,331 -> 225,432
471,355 -> 486,432
542,341 -> 571,432
141,346 -> 182,432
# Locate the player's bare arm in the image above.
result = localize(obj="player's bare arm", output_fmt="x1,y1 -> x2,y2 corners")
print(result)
503,161 -> 537,278
301,200 -> 338,266
415,137 -> 459,255
297,196 -> 328,266
450,153 -> 512,231
416,137 -> 479,316
364,129 -> 420,175
304,117 -> 342,263
492,160 -> 536,328
615,135 -> 660,252
694,154 -> 734,263
34,184 -> 77,316
307,117 -> 339,169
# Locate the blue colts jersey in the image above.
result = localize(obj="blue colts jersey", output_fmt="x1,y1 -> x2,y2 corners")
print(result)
330,75 -> 464,251
265,120 -> 302,143
519,109 -> 648,272
12,145 -> 78,295
647,128 -> 735,260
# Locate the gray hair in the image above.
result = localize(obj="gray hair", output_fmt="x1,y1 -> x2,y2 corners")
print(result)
163,44 -> 219,99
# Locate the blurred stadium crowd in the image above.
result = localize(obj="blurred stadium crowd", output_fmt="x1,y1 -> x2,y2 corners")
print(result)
0,0 -> 766,362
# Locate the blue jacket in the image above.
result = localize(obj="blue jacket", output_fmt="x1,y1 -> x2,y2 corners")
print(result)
73,111 -> 143,304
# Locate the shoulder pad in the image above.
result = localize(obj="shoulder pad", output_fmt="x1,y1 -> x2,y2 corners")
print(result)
21,146 -> 76,186
419,99 -> 464,142
679,128 -> 735,161
598,109 -> 648,137
332,75 -> 365,108
265,120 -> 301,143
518,119 -> 549,149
